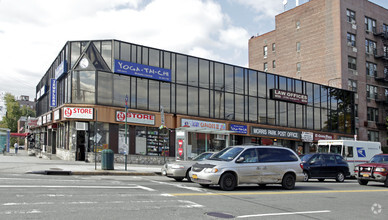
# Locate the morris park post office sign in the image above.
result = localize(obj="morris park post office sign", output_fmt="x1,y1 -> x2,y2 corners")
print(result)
251,126 -> 301,140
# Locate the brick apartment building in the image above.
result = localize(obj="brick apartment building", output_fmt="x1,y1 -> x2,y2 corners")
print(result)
249,0 -> 388,148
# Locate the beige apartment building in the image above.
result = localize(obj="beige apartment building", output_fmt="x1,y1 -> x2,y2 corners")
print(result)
249,0 -> 388,147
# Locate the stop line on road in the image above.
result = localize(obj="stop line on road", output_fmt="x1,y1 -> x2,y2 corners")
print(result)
0,184 -> 156,191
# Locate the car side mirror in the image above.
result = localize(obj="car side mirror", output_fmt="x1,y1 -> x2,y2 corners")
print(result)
236,157 -> 245,163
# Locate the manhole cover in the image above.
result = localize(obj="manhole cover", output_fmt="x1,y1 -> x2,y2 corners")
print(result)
206,212 -> 235,219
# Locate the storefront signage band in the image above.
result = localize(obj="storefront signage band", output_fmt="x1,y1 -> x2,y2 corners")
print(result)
270,89 -> 308,104
251,126 -> 301,140
63,107 -> 94,119
181,119 -> 226,131
230,124 -> 247,134
114,59 -> 171,82
116,111 -> 155,125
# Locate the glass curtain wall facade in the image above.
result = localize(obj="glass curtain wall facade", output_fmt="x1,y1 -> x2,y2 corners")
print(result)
36,40 -> 355,151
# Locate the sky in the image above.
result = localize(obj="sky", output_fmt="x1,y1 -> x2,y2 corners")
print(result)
0,0 -> 387,101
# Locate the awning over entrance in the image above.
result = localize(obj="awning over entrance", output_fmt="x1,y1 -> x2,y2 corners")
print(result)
10,133 -> 29,137
176,126 -> 235,135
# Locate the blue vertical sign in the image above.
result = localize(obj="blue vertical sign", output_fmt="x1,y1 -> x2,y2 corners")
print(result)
50,78 -> 57,107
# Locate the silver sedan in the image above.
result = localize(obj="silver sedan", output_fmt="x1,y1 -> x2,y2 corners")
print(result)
161,152 -> 215,182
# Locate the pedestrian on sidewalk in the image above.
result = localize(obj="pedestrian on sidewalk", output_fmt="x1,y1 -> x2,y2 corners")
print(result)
14,142 -> 18,154
2,144 -> 6,155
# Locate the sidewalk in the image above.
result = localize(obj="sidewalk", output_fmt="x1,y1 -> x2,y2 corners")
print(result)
0,150 -> 163,176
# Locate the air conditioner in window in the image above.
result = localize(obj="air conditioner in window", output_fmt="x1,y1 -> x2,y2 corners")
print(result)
352,24 -> 357,30
353,47 -> 357,53
347,42 -> 352,47
76,122 -> 88,131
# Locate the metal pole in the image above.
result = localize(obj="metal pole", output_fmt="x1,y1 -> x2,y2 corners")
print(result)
125,95 -> 128,171
94,109 -> 97,170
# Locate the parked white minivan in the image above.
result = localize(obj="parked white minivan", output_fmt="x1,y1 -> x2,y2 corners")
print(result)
190,145 -> 304,191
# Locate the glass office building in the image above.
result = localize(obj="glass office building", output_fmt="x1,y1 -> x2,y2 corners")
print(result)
33,40 -> 355,162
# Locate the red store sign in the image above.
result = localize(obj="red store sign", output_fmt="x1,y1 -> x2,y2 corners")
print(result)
313,133 -> 334,141
115,111 -> 155,125
63,107 -> 94,119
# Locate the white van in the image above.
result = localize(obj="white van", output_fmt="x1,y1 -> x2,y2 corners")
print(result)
317,140 -> 382,176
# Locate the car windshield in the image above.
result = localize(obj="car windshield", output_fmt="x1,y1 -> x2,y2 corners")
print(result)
209,147 -> 244,161
317,145 -> 329,153
193,152 -> 214,161
300,154 -> 314,162
369,155 -> 388,163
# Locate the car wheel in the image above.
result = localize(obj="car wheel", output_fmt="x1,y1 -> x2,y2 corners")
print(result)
186,169 -> 192,182
303,171 -> 309,182
358,179 -> 368,185
318,178 -> 325,182
200,184 -> 210,188
282,173 -> 295,190
174,177 -> 183,182
220,173 -> 236,191
384,177 -> 388,187
335,172 -> 345,182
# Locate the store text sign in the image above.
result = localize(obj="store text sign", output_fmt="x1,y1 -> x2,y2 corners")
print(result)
270,89 -> 308,104
116,111 -> 155,125
181,119 -> 226,130
50,79 -> 57,107
63,107 -> 94,119
230,124 -> 247,134
314,133 -> 334,141
114,59 -> 171,82
251,126 -> 301,140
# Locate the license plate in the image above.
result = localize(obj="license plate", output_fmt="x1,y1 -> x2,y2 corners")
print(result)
362,174 -> 370,177
192,174 -> 198,179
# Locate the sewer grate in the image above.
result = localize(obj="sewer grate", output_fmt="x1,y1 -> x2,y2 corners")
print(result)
206,212 -> 235,219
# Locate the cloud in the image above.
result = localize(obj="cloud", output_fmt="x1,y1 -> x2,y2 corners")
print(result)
235,0 -> 283,18
0,0 -> 251,99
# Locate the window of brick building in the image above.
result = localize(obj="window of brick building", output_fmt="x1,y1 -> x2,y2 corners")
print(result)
368,130 -> 379,142
263,46 -> 268,58
347,9 -> 356,23
365,39 -> 377,55
366,62 -> 377,77
264,62 -> 268,72
347,33 -> 356,47
348,79 -> 357,92
366,84 -> 378,99
348,56 -> 357,70
365,17 -> 376,33
367,107 -> 379,122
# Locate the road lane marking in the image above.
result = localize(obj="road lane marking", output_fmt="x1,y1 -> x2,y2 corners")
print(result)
170,189 -> 388,196
236,210 -> 331,218
0,185 -> 155,191
150,180 -> 211,192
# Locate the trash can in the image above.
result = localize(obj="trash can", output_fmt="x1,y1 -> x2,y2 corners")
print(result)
101,149 -> 114,170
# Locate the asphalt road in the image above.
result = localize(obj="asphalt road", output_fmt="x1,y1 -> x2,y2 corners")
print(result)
0,173 -> 387,220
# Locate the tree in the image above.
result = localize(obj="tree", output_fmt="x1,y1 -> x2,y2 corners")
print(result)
0,93 -> 35,132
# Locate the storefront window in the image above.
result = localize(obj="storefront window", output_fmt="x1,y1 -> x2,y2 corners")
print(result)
199,59 -> 209,88
188,57 -> 199,87
89,122 -> 109,152
113,74 -> 130,107
137,78 -> 148,110
188,87 -> 198,116
135,126 -> 169,156
199,89 -> 210,117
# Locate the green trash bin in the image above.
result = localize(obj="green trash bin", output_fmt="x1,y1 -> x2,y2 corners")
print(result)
101,149 -> 114,170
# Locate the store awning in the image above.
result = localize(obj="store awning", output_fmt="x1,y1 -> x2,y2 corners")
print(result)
176,126 -> 236,135
10,133 -> 29,137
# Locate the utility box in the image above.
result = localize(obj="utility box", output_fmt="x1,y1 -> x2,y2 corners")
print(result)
101,149 -> 114,170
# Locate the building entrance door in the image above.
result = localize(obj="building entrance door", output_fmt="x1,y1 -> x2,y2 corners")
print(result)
52,131 -> 56,154
76,131 -> 86,161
